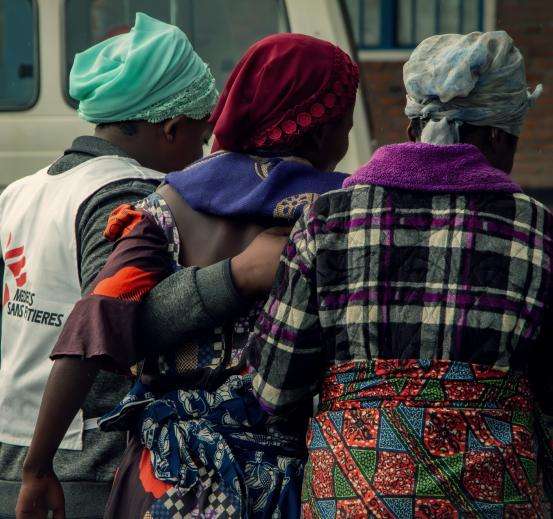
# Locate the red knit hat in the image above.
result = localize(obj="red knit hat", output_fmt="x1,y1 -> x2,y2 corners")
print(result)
209,33 -> 359,152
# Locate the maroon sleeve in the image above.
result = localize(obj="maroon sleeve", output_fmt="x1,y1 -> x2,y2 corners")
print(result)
51,204 -> 174,373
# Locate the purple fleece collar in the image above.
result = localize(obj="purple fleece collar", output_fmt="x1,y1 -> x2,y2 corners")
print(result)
343,142 -> 522,193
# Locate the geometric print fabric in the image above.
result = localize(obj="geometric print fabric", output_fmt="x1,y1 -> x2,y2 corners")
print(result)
302,359 -> 548,518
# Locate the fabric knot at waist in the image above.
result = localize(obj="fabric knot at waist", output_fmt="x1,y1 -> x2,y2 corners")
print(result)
319,359 -> 532,413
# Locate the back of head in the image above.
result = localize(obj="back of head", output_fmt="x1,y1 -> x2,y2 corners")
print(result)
69,13 -> 219,172
70,12 -> 218,125
209,33 -> 359,160
403,31 -> 542,145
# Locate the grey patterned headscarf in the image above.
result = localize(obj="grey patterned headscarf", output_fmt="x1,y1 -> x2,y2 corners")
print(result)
404,31 -> 542,144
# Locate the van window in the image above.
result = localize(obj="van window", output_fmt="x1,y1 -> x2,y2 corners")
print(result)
64,0 -> 288,108
345,0 -> 484,49
0,0 -> 39,110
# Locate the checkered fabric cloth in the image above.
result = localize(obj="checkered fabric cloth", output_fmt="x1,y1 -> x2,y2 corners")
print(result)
249,184 -> 553,413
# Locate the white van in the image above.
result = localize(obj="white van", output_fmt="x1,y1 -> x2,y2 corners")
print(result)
0,0 -> 372,188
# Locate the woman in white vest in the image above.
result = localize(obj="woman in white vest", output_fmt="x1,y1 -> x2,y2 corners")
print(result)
1,13 -> 224,519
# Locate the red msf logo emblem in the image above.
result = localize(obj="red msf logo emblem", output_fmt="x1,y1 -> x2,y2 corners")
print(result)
3,233 -> 27,306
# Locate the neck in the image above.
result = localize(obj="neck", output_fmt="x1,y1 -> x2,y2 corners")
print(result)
291,150 -> 332,172
94,126 -> 165,172
263,145 -> 332,172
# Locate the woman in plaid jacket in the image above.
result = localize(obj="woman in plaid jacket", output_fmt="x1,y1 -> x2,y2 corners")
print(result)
249,31 -> 552,518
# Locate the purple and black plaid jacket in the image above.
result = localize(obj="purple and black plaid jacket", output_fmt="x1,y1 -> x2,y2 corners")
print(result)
249,144 -> 553,414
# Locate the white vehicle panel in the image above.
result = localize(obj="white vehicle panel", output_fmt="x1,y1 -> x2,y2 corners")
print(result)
0,0 -> 369,188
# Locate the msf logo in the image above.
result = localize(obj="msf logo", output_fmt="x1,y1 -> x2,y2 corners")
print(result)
3,233 -> 27,306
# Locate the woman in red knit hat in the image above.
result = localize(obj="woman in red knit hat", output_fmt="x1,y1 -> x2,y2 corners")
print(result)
18,33 -> 359,519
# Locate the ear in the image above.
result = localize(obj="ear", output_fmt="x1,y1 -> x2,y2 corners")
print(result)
490,127 -> 499,146
161,115 -> 187,143
489,127 -> 509,154
407,122 -> 417,142
309,125 -> 328,152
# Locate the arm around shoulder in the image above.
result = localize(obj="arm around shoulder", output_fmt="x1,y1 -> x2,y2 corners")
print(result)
137,259 -> 246,350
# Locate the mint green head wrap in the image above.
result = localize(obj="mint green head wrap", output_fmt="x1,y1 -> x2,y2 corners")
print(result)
70,13 -> 218,124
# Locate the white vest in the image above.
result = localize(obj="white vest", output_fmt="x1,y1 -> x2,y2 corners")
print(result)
0,156 -> 163,450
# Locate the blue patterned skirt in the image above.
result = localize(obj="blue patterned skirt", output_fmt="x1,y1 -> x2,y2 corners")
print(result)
101,375 -> 306,518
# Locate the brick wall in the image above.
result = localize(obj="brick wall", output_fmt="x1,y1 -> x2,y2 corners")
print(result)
359,0 -> 553,188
